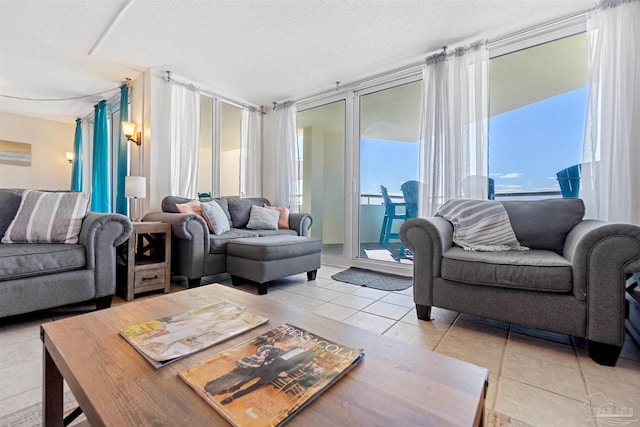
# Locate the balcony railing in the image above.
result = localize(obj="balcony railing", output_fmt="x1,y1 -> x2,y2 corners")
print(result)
360,190 -> 563,205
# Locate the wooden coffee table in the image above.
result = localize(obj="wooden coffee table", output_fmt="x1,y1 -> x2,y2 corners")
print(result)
41,285 -> 488,426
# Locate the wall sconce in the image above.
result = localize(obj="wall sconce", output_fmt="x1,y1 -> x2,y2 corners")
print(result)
65,152 -> 74,163
122,121 -> 141,146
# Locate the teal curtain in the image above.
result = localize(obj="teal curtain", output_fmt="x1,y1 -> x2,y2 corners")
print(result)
91,100 -> 111,212
71,118 -> 83,191
115,85 -> 129,215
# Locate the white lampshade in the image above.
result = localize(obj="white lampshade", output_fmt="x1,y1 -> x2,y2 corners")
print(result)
121,121 -> 137,138
125,176 -> 146,198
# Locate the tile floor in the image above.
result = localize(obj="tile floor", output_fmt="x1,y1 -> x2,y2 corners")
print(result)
1,264 -> 639,426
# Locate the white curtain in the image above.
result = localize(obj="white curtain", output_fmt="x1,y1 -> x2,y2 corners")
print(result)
240,108 -> 262,197
419,40 -> 489,216
581,0 -> 640,223
273,101 -> 299,211
170,79 -> 200,198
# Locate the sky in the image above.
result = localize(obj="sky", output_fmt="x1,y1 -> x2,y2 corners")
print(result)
359,86 -> 588,198
489,86 -> 588,194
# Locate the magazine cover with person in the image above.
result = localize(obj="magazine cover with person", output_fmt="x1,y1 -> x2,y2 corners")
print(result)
120,300 -> 269,368
178,324 -> 365,426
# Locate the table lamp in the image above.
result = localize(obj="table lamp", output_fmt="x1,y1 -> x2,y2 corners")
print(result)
125,176 -> 146,221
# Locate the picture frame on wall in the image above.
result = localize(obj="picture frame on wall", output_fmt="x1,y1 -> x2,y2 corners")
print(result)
0,140 -> 31,166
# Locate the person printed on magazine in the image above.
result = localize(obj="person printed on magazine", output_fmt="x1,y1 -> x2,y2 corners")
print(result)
219,340 -> 317,405
204,339 -> 289,396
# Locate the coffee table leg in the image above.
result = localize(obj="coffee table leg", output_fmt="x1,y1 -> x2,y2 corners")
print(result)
43,346 -> 64,427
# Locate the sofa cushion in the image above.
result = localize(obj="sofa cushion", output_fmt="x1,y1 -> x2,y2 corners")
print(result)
441,247 -> 572,293
227,198 -> 270,228
264,204 -> 290,229
2,190 -> 90,244
251,229 -> 298,237
502,199 -> 584,254
176,199 -> 203,216
246,205 -> 279,230
0,243 -> 86,281
0,189 -> 22,238
201,201 -> 231,235
209,229 -> 260,254
163,196 -> 232,224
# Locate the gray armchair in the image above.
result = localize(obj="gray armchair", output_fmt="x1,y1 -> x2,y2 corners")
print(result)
400,198 -> 640,366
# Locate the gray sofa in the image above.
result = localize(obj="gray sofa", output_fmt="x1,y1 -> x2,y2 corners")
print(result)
143,196 -> 313,287
400,198 -> 640,365
0,189 -> 133,318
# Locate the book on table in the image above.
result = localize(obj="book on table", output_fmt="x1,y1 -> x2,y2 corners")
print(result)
119,300 -> 269,368
178,323 -> 365,427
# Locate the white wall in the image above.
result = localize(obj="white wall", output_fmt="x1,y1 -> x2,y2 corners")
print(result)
0,111 -> 75,190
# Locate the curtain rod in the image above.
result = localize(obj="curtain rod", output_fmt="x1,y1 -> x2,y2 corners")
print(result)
294,10 -> 587,106
164,70 -> 263,113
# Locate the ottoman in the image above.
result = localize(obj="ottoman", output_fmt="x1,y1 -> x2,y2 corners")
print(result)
226,235 -> 322,294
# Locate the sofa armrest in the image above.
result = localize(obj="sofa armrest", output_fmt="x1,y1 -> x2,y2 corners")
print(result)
399,217 -> 454,306
143,211 -> 210,280
288,213 -> 313,236
564,219 -> 640,345
143,211 -> 209,243
78,212 -> 133,298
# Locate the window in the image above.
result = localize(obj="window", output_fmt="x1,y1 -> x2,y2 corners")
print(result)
198,96 -> 243,197
489,33 -> 589,199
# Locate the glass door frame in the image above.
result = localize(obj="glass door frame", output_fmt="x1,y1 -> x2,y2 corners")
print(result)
297,93 -> 353,269
296,73 -> 422,274
351,74 -> 422,275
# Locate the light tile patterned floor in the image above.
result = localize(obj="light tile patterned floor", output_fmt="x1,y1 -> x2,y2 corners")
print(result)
1,264 -> 639,426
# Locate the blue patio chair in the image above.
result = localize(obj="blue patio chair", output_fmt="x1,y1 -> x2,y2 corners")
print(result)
379,185 -> 406,248
488,177 -> 495,200
556,164 -> 581,198
400,180 -> 420,219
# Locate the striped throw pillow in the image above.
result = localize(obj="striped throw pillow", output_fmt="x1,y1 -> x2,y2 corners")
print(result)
1,190 -> 91,244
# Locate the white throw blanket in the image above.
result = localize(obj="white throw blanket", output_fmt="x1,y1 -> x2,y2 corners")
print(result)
437,199 -> 528,251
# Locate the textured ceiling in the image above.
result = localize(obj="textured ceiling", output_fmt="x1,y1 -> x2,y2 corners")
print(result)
0,0 -> 592,124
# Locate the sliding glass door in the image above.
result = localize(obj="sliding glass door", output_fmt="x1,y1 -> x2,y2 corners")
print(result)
357,79 -> 422,264
297,100 -> 346,258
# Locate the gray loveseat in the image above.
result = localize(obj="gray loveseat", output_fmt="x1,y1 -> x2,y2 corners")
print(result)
0,189 -> 133,318
143,196 -> 313,287
400,198 -> 640,365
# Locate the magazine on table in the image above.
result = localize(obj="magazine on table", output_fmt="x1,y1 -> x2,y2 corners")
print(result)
178,323 -> 365,426
119,300 -> 269,368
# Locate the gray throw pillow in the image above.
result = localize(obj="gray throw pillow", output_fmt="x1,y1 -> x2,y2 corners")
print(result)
201,200 -> 231,235
2,190 -> 90,244
246,205 -> 280,230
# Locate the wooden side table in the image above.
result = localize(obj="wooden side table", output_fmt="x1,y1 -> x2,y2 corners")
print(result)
626,272 -> 640,345
117,221 -> 171,301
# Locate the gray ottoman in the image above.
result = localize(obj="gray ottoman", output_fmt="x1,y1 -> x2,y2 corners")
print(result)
226,235 -> 322,294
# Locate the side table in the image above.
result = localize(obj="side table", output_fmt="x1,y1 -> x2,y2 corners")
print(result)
117,221 -> 171,301
626,272 -> 640,345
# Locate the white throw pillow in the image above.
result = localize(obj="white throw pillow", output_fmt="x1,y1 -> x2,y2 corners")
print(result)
2,190 -> 90,244
201,200 -> 231,235
246,205 -> 279,230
